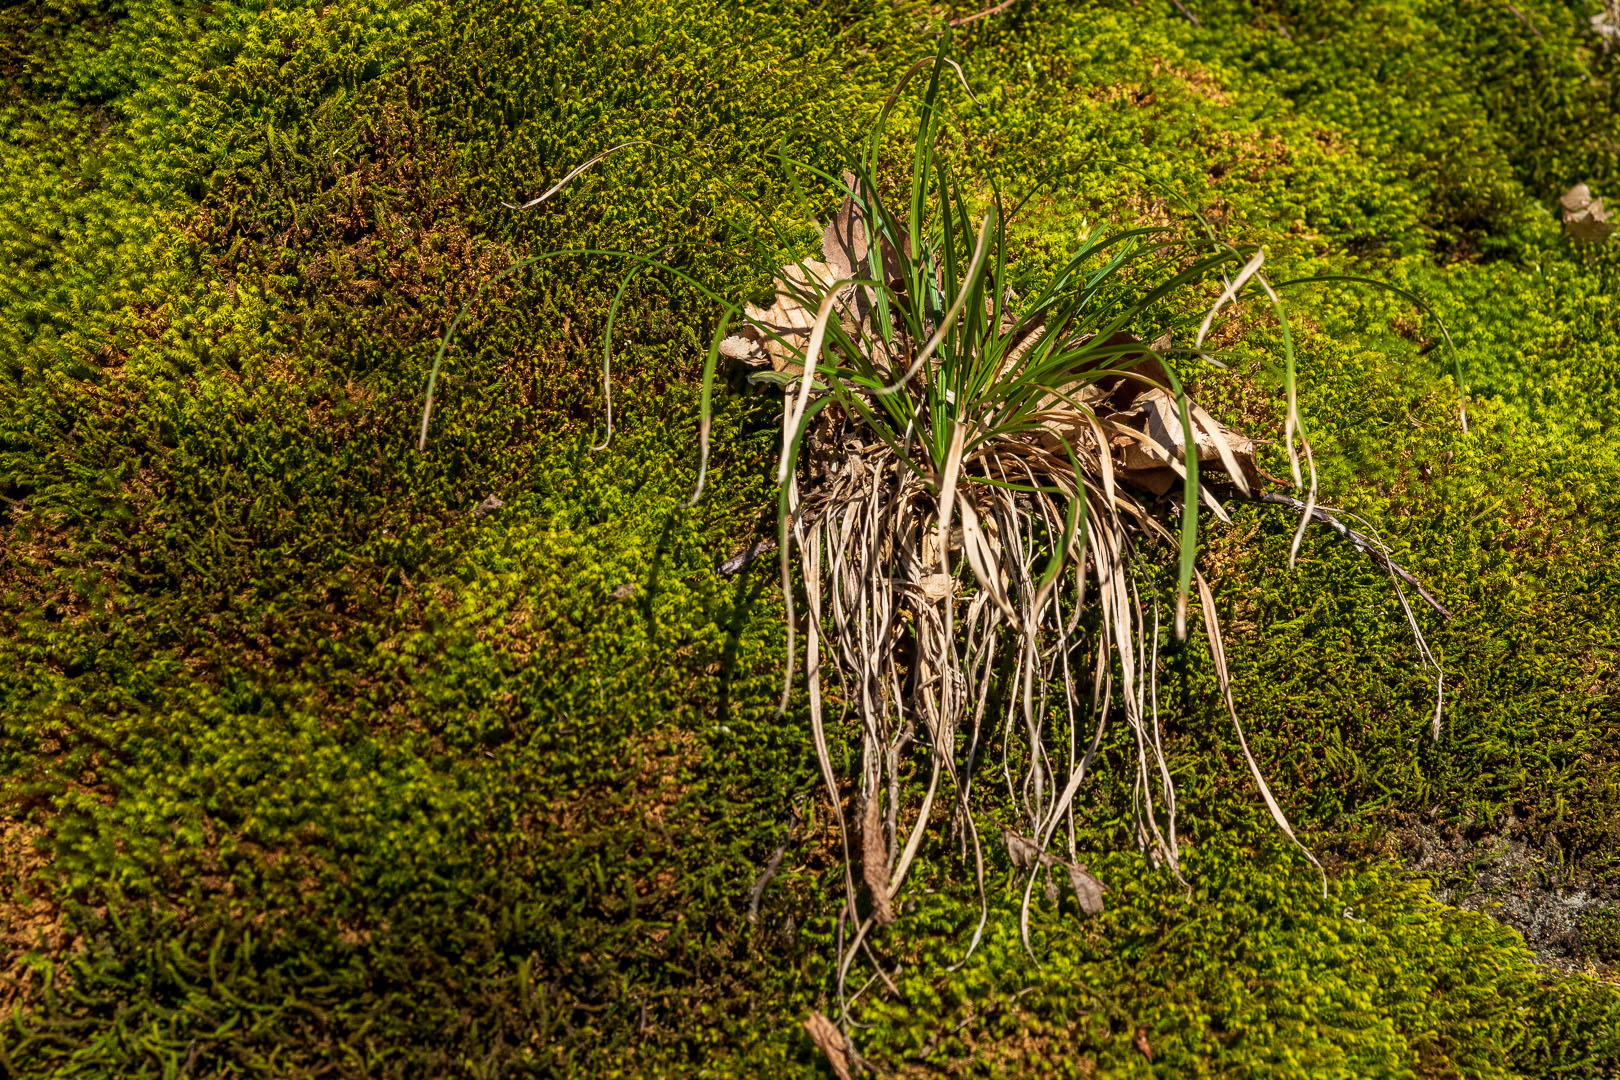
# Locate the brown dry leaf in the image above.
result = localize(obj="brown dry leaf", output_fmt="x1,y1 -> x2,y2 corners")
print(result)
1136,389 -> 1256,469
1561,183 -> 1615,243
1068,864 -> 1106,916
821,174 -> 870,283
1069,330 -> 1171,411
1106,387 -> 1257,495
720,259 -> 844,375
918,572 -> 954,603
1004,829 -> 1043,870
1568,202 -> 1614,243
1561,182 -> 1594,214
805,1012 -> 853,1080
723,182 -> 883,377
1004,830 -> 1106,916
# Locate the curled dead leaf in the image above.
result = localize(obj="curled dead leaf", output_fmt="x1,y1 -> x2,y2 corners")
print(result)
724,181 -> 888,378
918,572 -> 954,603
722,259 -> 845,375
1106,387 -> 1258,496
1004,829 -> 1042,870
1068,864 -> 1106,916
1562,182 -> 1595,214
1561,183 -> 1614,243
821,172 -> 870,283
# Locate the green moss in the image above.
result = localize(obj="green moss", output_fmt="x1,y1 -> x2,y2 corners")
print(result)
1583,905 -> 1620,966
3,0 -> 1620,1075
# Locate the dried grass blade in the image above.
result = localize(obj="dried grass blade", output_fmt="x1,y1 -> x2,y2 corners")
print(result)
935,421 -> 967,571
500,141 -> 647,210
959,500 -> 1014,618
1195,571 -> 1326,895
1189,401 -> 1251,498
1193,246 -> 1265,358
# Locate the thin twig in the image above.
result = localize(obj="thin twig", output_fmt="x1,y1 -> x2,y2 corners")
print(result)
947,0 -> 1019,27
499,141 -> 647,210
747,795 -> 805,924
1169,0 -> 1202,27
1251,491 -> 1453,620
1504,2 -> 1544,40
721,537 -> 779,576
746,846 -> 788,926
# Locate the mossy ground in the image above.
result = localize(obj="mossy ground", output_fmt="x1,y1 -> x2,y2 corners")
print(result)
4,0 -> 1620,1075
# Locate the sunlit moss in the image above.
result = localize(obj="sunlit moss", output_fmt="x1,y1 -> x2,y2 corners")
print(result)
2,0 -> 1619,1074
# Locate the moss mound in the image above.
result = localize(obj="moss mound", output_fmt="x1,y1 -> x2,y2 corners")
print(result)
4,0 -> 1620,1075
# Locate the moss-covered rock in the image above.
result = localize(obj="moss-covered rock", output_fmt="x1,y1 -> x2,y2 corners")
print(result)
3,0 -> 1620,1075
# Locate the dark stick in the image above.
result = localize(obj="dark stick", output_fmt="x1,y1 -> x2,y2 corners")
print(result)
1170,0 -> 1203,27
746,795 -> 805,924
746,846 -> 788,925
720,537 -> 779,576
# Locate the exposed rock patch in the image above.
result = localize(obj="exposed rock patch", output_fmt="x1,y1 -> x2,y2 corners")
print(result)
1396,818 -> 1619,974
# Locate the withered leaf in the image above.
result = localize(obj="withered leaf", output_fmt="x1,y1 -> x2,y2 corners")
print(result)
1003,830 -> 1106,916
1567,201 -> 1614,243
1561,182 -> 1594,214
1067,864 -> 1106,916
1108,388 -> 1258,496
1561,183 -> 1614,243
821,173 -> 870,283
918,572 -> 954,603
1004,829 -> 1042,870
721,259 -> 845,375
1078,330 -> 1171,411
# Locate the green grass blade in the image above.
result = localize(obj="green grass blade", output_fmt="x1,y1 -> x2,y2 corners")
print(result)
1274,272 -> 1468,432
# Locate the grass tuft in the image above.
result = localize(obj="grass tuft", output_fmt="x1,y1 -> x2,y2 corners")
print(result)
695,53 -> 1470,1014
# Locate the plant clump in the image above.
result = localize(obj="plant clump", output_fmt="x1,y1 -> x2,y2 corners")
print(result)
698,60 -> 1453,1013
699,63 -> 1344,1005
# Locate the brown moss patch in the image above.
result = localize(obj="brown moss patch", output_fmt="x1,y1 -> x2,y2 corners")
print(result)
0,818 -> 72,1016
